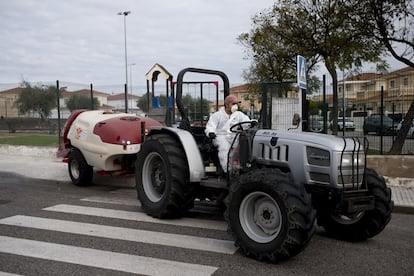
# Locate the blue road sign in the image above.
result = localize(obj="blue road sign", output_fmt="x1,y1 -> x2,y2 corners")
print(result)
297,55 -> 307,90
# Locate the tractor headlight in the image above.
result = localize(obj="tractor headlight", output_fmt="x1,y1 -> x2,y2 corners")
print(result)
306,147 -> 330,167
341,153 -> 365,169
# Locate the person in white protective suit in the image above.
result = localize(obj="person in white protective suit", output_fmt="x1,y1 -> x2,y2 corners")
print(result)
205,95 -> 250,172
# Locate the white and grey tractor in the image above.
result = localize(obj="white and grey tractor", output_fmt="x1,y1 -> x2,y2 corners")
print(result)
135,68 -> 393,262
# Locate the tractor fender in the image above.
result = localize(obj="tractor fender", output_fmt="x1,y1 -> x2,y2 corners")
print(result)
147,126 -> 205,182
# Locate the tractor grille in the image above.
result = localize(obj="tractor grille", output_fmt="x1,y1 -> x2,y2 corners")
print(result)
338,137 -> 368,190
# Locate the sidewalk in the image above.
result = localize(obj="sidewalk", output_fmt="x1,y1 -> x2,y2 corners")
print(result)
0,145 -> 413,214
0,145 -> 135,187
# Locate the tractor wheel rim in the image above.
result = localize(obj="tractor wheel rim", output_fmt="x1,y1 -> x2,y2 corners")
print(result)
331,212 -> 364,225
70,160 -> 80,179
142,152 -> 165,203
239,191 -> 282,243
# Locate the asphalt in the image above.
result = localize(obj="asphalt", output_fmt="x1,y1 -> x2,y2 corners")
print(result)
0,145 -> 413,214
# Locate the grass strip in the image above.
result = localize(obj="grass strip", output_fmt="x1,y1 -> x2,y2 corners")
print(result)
0,134 -> 58,147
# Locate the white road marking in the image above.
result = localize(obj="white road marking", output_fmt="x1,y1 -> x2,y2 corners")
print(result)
0,236 -> 217,276
0,272 -> 23,276
44,204 -> 228,231
80,196 -> 140,206
0,215 -> 236,254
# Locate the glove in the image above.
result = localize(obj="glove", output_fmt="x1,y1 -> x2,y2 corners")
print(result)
250,119 -> 258,127
208,132 -> 216,139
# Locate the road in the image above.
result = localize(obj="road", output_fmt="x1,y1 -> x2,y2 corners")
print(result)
0,172 -> 413,276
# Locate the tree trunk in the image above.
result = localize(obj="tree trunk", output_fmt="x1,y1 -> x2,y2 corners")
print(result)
325,59 -> 339,135
389,100 -> 414,154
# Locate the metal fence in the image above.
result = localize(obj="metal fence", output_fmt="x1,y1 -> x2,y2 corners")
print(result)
310,70 -> 414,155
1,72 -> 413,155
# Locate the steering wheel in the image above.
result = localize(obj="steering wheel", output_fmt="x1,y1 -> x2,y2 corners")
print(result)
229,120 -> 258,133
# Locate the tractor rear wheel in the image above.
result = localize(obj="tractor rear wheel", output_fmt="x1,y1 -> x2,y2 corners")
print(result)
225,168 -> 316,262
317,168 -> 393,241
135,134 -> 193,218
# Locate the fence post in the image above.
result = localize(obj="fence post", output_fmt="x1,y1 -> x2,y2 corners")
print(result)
323,75 -> 327,133
90,83 -> 94,110
124,83 -> 128,113
56,80 -> 61,146
380,86 -> 384,154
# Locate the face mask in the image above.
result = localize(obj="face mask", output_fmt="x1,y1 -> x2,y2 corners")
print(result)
231,104 -> 238,113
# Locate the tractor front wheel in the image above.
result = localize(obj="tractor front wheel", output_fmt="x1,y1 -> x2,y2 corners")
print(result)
225,168 -> 316,262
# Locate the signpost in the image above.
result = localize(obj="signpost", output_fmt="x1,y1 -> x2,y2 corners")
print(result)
297,55 -> 307,131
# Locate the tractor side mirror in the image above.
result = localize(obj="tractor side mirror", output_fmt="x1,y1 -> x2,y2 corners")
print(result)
292,113 -> 301,126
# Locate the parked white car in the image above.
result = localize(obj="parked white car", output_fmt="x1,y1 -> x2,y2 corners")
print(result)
397,119 -> 414,139
309,116 -> 324,133
331,117 -> 356,131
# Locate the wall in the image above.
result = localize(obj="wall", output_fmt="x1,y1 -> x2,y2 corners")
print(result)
367,155 -> 414,178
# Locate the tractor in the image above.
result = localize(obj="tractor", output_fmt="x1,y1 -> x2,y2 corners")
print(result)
134,68 -> 393,262
58,68 -> 393,262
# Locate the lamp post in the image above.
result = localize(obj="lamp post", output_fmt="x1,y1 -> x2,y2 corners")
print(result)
118,10 -> 131,112
129,63 -> 136,109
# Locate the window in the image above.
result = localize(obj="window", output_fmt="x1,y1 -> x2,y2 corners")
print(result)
357,92 -> 365,99
403,77 -> 408,86
390,80 -> 395,88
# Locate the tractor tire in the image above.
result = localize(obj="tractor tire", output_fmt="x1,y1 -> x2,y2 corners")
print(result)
225,168 -> 316,262
68,148 -> 93,186
135,134 -> 193,219
317,168 -> 393,241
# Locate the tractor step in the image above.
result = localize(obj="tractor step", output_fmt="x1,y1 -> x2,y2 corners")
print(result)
200,177 -> 227,189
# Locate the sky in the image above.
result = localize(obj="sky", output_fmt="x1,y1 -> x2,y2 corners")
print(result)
0,0 -> 275,94
0,0 -> 409,96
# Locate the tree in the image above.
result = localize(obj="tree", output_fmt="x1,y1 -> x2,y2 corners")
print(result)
307,75 -> 322,96
360,0 -> 414,154
241,1 -> 385,134
309,99 -> 324,116
182,94 -> 210,121
238,9 -> 320,98
281,1 -> 387,134
365,0 -> 414,68
238,9 -> 321,82
16,82 -> 56,120
138,93 -> 150,112
66,94 -> 100,112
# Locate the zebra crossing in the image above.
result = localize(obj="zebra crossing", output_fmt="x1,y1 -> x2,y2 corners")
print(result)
0,195 -> 237,275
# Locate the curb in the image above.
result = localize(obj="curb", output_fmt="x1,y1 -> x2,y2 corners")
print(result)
393,205 -> 414,215
0,145 -> 57,159
384,176 -> 414,189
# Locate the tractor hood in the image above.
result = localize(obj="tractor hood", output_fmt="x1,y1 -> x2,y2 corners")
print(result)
254,129 -> 365,152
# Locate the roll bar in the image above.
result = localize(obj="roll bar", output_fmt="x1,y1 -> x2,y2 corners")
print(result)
175,67 -> 230,122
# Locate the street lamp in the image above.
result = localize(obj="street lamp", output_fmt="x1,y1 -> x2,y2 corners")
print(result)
118,10 -> 131,113
129,63 -> 136,109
